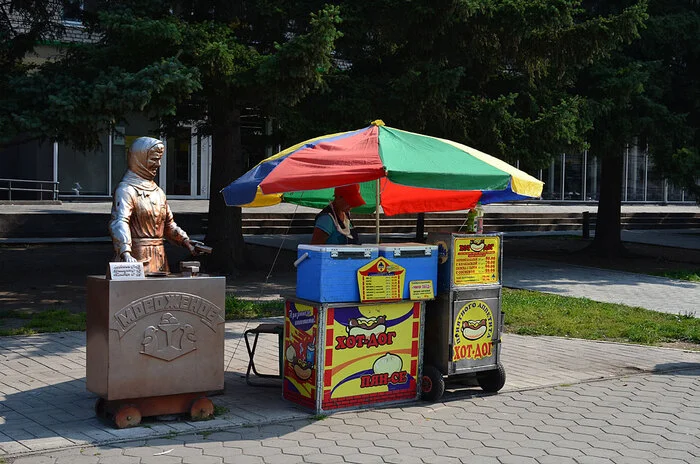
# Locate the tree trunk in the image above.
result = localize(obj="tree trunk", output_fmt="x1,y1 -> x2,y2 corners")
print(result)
590,151 -> 625,257
204,104 -> 247,274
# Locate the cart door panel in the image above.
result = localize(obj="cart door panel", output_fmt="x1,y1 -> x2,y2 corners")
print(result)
451,291 -> 500,374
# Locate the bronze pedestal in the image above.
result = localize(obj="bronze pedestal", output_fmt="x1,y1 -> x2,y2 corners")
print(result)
86,274 -> 226,426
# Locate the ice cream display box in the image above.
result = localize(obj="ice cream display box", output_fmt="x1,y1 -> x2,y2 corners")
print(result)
377,243 -> 438,299
283,297 -> 424,413
295,245 -> 378,303
86,275 -> 226,401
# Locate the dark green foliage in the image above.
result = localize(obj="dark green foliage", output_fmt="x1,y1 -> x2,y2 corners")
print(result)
1,0 -> 65,69
575,1 -> 700,255
1,1 -> 342,151
3,1 -> 697,268
281,1 -> 647,171
1,0 -> 342,273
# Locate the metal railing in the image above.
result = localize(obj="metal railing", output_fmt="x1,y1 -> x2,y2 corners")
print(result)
0,178 -> 60,201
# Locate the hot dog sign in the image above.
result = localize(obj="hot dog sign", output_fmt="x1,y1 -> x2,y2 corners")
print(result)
453,300 -> 495,361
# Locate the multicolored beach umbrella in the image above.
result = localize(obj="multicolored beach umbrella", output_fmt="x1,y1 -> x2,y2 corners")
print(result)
222,120 -> 543,215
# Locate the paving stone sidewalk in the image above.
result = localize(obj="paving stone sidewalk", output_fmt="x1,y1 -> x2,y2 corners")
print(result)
10,367 -> 696,464
1,321 -> 698,462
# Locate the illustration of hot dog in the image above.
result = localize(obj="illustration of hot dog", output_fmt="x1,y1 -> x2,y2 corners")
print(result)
347,315 -> 386,337
469,239 -> 485,252
286,343 -> 313,380
462,319 -> 487,341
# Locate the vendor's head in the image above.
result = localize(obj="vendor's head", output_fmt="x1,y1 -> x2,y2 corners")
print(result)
128,137 -> 165,180
333,184 -> 366,212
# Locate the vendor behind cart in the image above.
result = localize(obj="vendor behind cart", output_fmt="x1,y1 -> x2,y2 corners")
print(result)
310,184 -> 365,245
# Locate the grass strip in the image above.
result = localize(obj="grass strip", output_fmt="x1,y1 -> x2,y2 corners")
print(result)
225,295 -> 284,320
650,269 -> 700,282
502,288 -> 699,345
2,291 -> 697,348
0,309 -> 86,336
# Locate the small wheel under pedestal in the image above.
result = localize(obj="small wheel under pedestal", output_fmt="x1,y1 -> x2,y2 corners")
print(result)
114,405 -> 142,429
190,397 -> 214,420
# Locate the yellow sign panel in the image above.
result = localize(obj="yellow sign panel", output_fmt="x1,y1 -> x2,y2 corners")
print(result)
283,301 -> 318,408
357,257 -> 406,302
452,300 -> 495,362
408,280 -> 434,300
452,236 -> 500,285
323,302 -> 420,405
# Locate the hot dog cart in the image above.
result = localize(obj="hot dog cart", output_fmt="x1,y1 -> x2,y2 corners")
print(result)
421,233 -> 506,401
284,243 -> 436,413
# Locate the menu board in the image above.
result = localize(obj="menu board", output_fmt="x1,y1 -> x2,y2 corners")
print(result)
357,257 -> 406,302
452,235 -> 500,285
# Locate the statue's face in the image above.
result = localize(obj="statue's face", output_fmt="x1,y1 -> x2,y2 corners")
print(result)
146,144 -> 165,178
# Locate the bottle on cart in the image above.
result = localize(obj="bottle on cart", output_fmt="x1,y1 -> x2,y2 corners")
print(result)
475,203 -> 484,234
467,203 -> 484,234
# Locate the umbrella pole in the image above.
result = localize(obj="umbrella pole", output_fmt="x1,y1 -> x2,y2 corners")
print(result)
375,179 -> 380,244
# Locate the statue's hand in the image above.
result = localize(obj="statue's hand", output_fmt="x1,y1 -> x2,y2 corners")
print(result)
121,252 -> 138,262
188,240 -> 213,255
184,239 -> 197,255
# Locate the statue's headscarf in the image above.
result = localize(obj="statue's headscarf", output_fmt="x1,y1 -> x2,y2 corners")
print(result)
128,137 -> 164,180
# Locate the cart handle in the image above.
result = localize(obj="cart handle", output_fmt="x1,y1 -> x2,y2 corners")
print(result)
293,252 -> 309,268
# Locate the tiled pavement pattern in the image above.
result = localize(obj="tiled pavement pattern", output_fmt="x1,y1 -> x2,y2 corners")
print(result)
1,320 -> 698,463
8,368 -> 698,464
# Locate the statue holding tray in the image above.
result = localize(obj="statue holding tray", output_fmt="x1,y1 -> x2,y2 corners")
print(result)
109,136 -> 207,275
89,136 -> 222,428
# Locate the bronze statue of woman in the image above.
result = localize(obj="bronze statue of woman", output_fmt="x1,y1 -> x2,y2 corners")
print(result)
109,137 -> 196,274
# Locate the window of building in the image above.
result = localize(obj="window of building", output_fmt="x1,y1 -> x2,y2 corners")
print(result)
58,134 -> 110,196
541,155 -> 563,200
112,114 -> 161,191
564,152 -> 584,200
583,152 -> 600,201
624,143 -> 646,201
62,0 -> 83,23
646,158 -> 665,202
61,1 -> 96,23
166,127 -> 194,195
667,183 -> 684,201
0,140 -> 54,200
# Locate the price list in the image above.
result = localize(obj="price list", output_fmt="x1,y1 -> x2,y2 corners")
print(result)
357,257 -> 406,303
360,274 -> 402,302
452,236 -> 500,286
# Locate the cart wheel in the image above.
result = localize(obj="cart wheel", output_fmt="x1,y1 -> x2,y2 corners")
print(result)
421,365 -> 445,402
94,398 -> 107,418
477,363 -> 506,393
114,405 -> 141,429
190,397 -> 214,421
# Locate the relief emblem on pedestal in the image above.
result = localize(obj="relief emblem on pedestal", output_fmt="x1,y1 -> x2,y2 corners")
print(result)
141,313 -> 197,361
111,292 -> 225,362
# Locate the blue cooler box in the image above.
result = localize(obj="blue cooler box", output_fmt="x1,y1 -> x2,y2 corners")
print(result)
296,245 -> 378,303
378,243 -> 438,299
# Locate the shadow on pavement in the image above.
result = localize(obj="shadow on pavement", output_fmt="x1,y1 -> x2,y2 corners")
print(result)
653,362 -> 700,375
